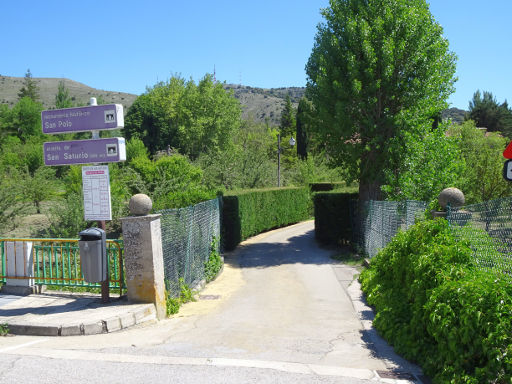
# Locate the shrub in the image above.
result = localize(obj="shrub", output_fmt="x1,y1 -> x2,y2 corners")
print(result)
425,271 -> 512,383
313,192 -> 358,246
222,187 -> 311,250
360,219 -> 512,382
204,237 -> 222,282
165,278 -> 196,316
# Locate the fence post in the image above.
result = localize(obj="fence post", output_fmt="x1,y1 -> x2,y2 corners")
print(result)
120,194 -> 166,320
1,241 -> 35,295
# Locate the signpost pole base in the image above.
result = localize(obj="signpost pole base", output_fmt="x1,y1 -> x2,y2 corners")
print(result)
98,220 -> 110,303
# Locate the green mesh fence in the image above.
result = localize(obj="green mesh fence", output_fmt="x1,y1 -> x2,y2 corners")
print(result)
158,198 -> 221,296
352,200 -> 427,258
447,197 -> 512,278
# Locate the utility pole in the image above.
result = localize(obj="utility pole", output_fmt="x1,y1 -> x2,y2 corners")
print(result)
277,134 -> 281,187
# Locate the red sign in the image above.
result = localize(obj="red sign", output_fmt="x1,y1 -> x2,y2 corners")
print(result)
503,142 -> 512,159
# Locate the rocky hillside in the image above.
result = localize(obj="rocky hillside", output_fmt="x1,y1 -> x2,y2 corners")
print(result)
223,84 -> 304,124
0,76 -> 465,126
0,76 -> 137,111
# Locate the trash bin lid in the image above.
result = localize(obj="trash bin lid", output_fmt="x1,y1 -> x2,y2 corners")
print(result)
78,227 -> 105,241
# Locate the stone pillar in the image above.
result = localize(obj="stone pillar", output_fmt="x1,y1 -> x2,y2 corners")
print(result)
120,194 -> 166,319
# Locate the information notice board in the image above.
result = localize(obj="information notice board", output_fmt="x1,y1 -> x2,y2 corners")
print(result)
82,165 -> 112,221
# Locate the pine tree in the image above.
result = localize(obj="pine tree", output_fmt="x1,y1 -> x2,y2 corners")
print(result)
55,80 -> 73,108
467,90 -> 512,136
279,95 -> 296,140
18,69 -> 40,102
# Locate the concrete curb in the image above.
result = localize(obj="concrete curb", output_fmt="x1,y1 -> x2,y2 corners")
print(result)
4,303 -> 157,337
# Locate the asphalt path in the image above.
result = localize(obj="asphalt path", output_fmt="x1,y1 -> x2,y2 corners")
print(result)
0,221 -> 423,383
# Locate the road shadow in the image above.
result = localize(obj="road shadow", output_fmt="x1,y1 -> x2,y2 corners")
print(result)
0,293 -> 125,317
224,227 -> 342,269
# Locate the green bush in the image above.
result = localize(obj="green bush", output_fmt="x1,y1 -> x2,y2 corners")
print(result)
425,271 -> 512,383
222,187 -> 311,251
204,237 -> 223,282
360,219 -> 512,382
165,278 -> 196,316
313,192 -> 358,246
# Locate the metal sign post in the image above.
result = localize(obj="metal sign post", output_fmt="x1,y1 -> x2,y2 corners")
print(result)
41,98 -> 128,303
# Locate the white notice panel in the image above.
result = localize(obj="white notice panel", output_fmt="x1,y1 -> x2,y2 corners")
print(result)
82,165 -> 112,221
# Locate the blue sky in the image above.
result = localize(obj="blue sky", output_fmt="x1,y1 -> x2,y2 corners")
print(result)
1,0 -> 510,110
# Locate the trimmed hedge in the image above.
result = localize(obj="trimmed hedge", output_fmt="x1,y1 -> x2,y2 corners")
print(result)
309,182 -> 345,192
222,187 -> 311,251
313,192 -> 358,246
360,219 -> 512,383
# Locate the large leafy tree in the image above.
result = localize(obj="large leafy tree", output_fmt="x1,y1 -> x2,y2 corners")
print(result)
197,119 -> 276,190
448,120 -> 512,203
125,74 -> 241,159
466,90 -> 512,137
306,0 -> 457,201
1,97 -> 44,143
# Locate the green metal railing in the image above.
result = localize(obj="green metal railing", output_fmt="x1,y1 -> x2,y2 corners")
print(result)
0,238 -> 125,294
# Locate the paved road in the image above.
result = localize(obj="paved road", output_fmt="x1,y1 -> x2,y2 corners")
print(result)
0,221 -> 423,383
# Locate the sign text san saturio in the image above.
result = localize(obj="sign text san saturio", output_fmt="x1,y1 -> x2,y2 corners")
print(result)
44,138 -> 126,166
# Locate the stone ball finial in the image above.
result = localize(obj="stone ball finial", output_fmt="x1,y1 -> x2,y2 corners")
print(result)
438,187 -> 465,209
129,194 -> 153,216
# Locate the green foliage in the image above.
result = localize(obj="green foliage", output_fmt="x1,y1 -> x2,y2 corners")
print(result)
0,166 -> 28,232
305,0 -> 457,200
125,74 -> 241,158
17,69 -> 39,102
1,97 -> 44,143
222,187 -> 312,251
45,191 -> 88,238
165,278 -> 196,316
197,119 -> 276,190
0,323 -> 9,336
204,237 -> 223,283
382,122 -> 465,203
55,80 -> 73,109
0,136 -> 44,174
425,271 -> 512,383
449,120 -> 512,203
279,95 -> 296,140
295,97 -> 311,160
467,90 -> 512,136
360,219 -> 512,382
126,137 -> 148,163
129,154 -> 215,210
283,153 -> 347,187
22,167 -> 61,214
313,192 -> 358,246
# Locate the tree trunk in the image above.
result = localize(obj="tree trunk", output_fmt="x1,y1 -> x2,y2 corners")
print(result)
358,179 -> 383,203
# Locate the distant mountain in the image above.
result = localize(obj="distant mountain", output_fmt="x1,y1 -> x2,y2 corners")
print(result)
0,76 -> 137,111
442,107 -> 467,125
223,84 -> 305,125
0,76 -> 466,126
